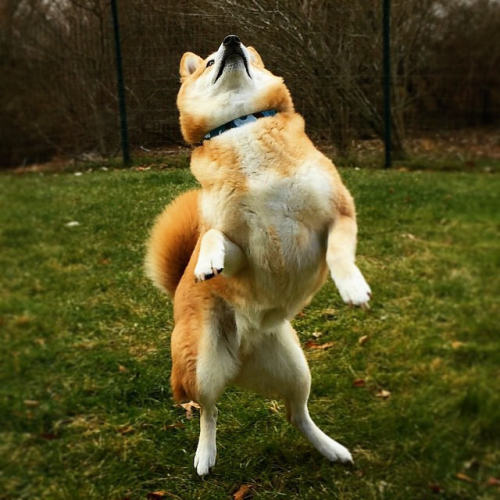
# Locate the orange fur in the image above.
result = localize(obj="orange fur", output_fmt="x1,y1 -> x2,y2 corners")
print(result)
177,56 -> 209,143
255,79 -> 294,114
170,241 -> 244,402
145,39 -> 369,475
191,142 -> 248,192
145,190 -> 200,297
246,46 -> 265,68
179,113 -> 208,145
170,242 -> 205,402
179,52 -> 204,82
146,190 -> 245,401
253,112 -> 316,178
336,186 -> 355,218
176,47 -> 294,145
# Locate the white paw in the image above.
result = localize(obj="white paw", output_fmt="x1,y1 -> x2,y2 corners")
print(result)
194,443 -> 217,476
319,438 -> 353,464
194,248 -> 224,282
332,265 -> 371,307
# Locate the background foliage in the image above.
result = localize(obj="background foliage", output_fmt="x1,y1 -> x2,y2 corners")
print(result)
1,0 -> 499,166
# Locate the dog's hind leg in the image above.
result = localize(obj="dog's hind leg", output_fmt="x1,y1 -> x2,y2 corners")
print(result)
193,298 -> 240,476
287,393 -> 353,464
194,404 -> 218,476
236,321 -> 352,464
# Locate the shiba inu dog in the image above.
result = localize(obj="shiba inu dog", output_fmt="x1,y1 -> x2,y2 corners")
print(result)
145,35 -> 371,476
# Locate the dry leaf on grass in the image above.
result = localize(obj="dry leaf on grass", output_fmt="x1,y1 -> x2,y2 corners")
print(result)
375,389 -> 391,399
147,491 -> 182,500
321,308 -> 336,317
463,458 -> 479,471
455,472 -> 475,483
40,432 -> 58,440
180,401 -> 200,419
430,358 -> 443,371
353,379 -> 366,388
358,335 -> 369,345
24,400 -> 39,407
428,483 -> 444,493
74,340 -> 98,350
305,340 -> 335,350
15,315 -> 32,326
312,331 -> 323,339
117,425 -> 134,435
147,493 -> 166,500
267,400 -> 281,415
233,484 -> 253,500
451,341 -> 465,349
487,477 -> 500,487
163,422 -> 184,431
118,364 -> 128,373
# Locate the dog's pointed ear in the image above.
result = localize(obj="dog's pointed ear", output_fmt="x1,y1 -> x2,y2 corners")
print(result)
180,52 -> 203,81
247,47 -> 265,68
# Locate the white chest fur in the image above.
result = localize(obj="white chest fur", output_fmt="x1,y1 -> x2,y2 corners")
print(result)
201,160 -> 332,257
199,144 -> 334,323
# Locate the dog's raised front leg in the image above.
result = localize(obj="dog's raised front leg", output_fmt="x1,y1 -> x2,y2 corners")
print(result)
327,206 -> 371,307
194,229 -> 245,282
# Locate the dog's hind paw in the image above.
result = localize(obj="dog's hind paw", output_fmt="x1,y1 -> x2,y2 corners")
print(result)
319,439 -> 353,464
194,444 -> 217,476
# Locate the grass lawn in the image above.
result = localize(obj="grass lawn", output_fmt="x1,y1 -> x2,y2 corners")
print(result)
1,162 -> 499,499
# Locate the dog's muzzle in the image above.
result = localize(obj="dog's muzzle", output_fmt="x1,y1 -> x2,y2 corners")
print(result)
214,35 -> 251,82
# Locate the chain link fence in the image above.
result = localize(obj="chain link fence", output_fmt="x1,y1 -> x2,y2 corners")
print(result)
1,0 -> 499,167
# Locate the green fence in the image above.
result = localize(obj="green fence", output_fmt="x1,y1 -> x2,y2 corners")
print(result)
1,0 -> 498,167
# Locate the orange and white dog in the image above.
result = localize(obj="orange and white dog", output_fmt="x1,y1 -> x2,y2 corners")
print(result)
145,35 -> 371,476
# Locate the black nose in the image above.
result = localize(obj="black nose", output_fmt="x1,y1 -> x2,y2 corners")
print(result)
223,35 -> 240,46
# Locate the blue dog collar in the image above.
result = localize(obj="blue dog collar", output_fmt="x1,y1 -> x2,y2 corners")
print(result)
204,109 -> 277,140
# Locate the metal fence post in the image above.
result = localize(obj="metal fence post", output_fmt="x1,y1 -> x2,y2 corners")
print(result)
110,0 -> 131,166
383,0 -> 392,168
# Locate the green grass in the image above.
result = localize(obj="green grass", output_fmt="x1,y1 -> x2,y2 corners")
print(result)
334,151 -> 500,173
1,163 -> 499,499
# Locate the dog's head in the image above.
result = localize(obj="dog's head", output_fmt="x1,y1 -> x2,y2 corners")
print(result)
177,35 -> 294,144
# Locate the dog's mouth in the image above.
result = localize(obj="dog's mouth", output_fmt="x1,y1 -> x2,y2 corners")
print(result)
214,45 -> 251,83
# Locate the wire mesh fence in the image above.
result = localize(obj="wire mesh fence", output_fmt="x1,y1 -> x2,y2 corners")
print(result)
1,0 -> 499,167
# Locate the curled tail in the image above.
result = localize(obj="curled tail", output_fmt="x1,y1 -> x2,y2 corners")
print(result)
145,189 -> 200,297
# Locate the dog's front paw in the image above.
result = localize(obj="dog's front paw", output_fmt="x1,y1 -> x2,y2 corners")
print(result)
194,229 -> 226,282
332,265 -> 371,308
194,250 -> 224,282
